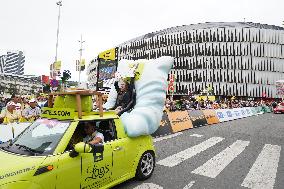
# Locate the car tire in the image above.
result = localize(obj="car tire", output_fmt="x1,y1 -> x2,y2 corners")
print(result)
135,151 -> 155,180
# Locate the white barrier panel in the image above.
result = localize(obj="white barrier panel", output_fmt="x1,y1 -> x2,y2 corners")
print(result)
13,122 -> 31,138
215,109 -> 234,122
0,124 -> 13,142
232,108 -> 242,119
250,107 -> 258,116
0,122 -> 31,142
239,108 -> 248,118
244,107 -> 253,117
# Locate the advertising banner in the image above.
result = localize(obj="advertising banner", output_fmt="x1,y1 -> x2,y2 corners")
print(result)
250,107 -> 258,116
97,59 -> 117,89
0,124 -> 13,142
256,106 -> 264,114
98,48 -> 116,60
152,112 -> 173,137
276,80 -> 284,95
188,110 -> 207,127
167,111 -> 193,132
202,109 -> 219,125
265,106 -> 272,113
244,107 -> 253,117
232,108 -> 243,119
239,108 -> 248,118
215,109 -> 234,122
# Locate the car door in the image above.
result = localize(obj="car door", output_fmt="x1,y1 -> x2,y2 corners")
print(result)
80,142 -> 113,189
56,120 -> 113,189
110,118 -> 136,180
56,151 -> 81,189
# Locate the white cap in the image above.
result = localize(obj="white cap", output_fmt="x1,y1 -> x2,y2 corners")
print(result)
29,99 -> 36,103
6,101 -> 16,107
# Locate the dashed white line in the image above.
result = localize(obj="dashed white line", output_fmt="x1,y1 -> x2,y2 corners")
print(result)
153,132 -> 183,142
190,134 -> 203,138
133,183 -> 163,189
241,144 -> 281,189
192,140 -> 250,178
157,137 -> 224,167
183,181 -> 196,189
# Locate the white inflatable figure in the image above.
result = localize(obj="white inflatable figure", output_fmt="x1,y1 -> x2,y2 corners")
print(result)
103,56 -> 174,137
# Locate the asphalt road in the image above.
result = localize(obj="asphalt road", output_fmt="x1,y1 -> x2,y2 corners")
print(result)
114,113 -> 284,189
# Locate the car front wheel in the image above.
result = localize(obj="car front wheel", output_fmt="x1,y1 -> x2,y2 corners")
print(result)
135,151 -> 155,180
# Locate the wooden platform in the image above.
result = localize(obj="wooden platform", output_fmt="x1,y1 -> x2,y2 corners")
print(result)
48,90 -> 103,118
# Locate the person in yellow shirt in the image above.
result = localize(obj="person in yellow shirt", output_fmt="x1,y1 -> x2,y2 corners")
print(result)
0,101 -> 22,123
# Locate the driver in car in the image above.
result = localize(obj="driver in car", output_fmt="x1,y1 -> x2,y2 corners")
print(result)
83,122 -> 104,145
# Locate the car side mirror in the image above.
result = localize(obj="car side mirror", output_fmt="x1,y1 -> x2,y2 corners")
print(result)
74,142 -> 92,153
69,142 -> 92,158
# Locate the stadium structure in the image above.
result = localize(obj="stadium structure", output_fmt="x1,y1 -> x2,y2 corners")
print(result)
88,22 -> 284,99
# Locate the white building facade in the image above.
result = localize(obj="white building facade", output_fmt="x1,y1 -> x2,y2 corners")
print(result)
88,22 -> 284,98
0,51 -> 25,75
0,73 -> 42,96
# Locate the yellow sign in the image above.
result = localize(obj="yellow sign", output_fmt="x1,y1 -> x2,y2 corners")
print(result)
98,48 -> 116,60
41,107 -> 75,120
134,62 -> 144,81
80,59 -> 85,66
196,95 -> 216,101
54,61 -> 61,70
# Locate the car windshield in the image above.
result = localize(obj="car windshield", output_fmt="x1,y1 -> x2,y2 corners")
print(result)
9,119 -> 70,155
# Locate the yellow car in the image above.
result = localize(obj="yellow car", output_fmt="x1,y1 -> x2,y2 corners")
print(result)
0,92 -> 156,189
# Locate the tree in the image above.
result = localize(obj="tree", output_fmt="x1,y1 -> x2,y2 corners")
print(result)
43,84 -> 51,93
60,70 -> 71,90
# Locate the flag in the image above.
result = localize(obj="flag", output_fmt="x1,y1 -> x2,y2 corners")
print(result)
98,48 -> 116,60
54,61 -> 61,71
168,74 -> 175,92
80,59 -> 85,71
41,75 -> 50,84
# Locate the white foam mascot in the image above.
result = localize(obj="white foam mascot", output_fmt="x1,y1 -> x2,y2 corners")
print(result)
103,56 -> 174,137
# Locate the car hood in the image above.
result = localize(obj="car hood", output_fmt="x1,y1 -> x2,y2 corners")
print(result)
0,149 -> 45,185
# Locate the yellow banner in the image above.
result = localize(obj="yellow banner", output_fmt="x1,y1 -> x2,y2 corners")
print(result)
41,107 -> 75,120
80,59 -> 85,66
54,61 -> 61,70
98,48 -> 116,60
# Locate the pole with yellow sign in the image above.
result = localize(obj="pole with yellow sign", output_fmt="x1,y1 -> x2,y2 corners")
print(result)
78,34 -> 85,84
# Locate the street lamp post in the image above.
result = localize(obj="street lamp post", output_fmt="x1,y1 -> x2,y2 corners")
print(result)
55,1 -> 62,63
78,34 -> 85,84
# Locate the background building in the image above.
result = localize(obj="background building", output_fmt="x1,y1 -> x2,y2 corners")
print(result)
0,73 -> 42,96
0,51 -> 25,75
89,22 -> 284,99
0,55 -> 6,73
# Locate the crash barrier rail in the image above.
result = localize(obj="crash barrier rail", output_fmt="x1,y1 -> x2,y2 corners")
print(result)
152,106 -> 272,137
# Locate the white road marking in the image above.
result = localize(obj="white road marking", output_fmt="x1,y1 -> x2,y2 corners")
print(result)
183,181 -> 196,189
192,140 -> 250,178
153,132 -> 183,142
241,144 -> 281,189
190,134 -> 203,138
133,183 -> 163,189
157,137 -> 224,167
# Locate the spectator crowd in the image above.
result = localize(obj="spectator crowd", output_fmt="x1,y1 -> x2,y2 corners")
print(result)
0,94 -> 48,124
0,93 -> 281,124
164,97 -> 278,112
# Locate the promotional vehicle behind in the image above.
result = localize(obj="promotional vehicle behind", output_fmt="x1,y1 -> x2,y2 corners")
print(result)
273,102 -> 284,114
0,91 -> 156,189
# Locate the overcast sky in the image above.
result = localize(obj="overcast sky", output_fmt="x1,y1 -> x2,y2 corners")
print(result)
0,0 -> 283,81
